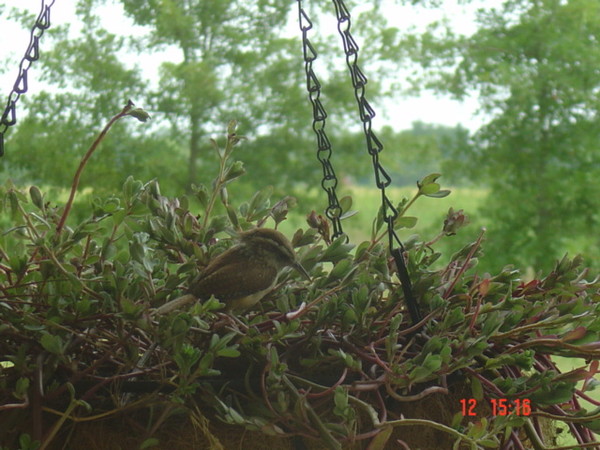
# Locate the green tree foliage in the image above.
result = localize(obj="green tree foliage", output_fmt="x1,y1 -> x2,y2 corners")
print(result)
1,123 -> 598,448
116,0 -> 386,194
329,121 -> 470,187
379,121 -> 470,185
391,0 -> 600,272
2,0 -> 399,200
1,6 -> 185,194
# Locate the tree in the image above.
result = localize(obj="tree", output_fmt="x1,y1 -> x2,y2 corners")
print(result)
103,0 -> 380,193
1,6 -> 186,195
2,0 -> 399,200
372,121 -> 470,185
387,0 -> 600,272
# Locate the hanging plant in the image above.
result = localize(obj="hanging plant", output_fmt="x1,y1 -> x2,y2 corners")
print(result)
1,115 -> 599,450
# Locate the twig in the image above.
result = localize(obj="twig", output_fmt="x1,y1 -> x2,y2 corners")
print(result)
442,227 -> 486,299
57,100 -> 143,234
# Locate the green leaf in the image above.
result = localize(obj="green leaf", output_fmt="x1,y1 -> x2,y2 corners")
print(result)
368,426 -> 393,450
226,204 -> 239,228
471,376 -> 483,401
371,205 -> 385,239
8,254 -> 28,278
208,215 -> 228,233
419,173 -> 441,185
395,216 -> 418,229
419,182 -> 440,195
216,347 -> 241,358
140,438 -> 160,449
41,333 -> 63,355
467,418 -> 487,439
450,411 -> 463,429
409,365 -> 433,381
247,186 -> 273,220
340,209 -> 358,220
103,196 -> 121,213
8,190 -> 21,218
223,160 -> 245,183
530,382 -> 575,406
19,433 -> 40,450
327,258 -> 352,281
422,353 -> 442,372
29,185 -> 44,210
481,311 -> 503,336
120,298 -> 142,319
127,107 -> 151,122
426,189 -> 451,198
441,308 -> 465,329
321,235 -> 355,263
480,439 -> 501,448
194,184 -> 209,210
15,378 -> 30,398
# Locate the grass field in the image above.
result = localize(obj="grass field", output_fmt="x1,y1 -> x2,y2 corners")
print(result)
281,183 -> 488,245
282,183 -> 598,446
3,181 -> 597,445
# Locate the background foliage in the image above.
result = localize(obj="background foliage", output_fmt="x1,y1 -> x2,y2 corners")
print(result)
384,0 -> 600,273
0,122 -> 599,449
1,0 -> 598,274
0,4 -> 599,446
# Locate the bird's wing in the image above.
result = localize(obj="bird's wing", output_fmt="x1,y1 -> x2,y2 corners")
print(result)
192,260 -> 278,301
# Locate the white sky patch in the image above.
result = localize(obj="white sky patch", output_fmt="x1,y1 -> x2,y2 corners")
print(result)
0,0 -> 503,133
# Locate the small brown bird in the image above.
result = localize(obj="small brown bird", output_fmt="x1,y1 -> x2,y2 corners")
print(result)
188,227 -> 310,313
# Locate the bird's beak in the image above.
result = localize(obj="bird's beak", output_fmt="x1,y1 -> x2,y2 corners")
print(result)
293,261 -> 312,282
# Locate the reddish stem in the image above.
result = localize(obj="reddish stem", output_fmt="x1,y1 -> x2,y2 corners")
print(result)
56,101 -> 135,234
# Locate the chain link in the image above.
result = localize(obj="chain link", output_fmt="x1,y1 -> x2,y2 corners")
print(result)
332,0 -> 420,323
0,0 -> 56,157
298,0 -> 421,323
297,1 -> 344,239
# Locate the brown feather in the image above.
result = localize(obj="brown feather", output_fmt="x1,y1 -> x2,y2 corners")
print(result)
191,246 -> 278,301
194,262 -> 278,300
187,228 -> 309,313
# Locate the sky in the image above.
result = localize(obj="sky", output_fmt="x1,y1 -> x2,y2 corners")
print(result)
0,0 -> 498,132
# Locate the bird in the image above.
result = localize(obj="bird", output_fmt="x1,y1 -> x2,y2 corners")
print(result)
156,228 -> 311,316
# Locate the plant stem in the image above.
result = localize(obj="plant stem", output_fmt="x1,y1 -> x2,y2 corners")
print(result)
56,100 -> 135,234
201,142 -> 228,230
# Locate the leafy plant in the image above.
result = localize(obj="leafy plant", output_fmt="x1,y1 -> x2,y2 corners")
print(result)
0,114 -> 599,449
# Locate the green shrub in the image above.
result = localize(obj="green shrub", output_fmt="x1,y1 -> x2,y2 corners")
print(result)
1,117 -> 599,449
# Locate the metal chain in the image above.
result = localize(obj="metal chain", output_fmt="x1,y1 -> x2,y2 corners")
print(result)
0,0 -> 57,157
297,0 -> 344,239
300,0 -> 421,324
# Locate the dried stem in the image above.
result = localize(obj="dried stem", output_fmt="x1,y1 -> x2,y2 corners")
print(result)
57,100 -> 137,234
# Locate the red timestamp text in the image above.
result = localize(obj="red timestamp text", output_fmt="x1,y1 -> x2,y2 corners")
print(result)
460,398 -> 532,416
